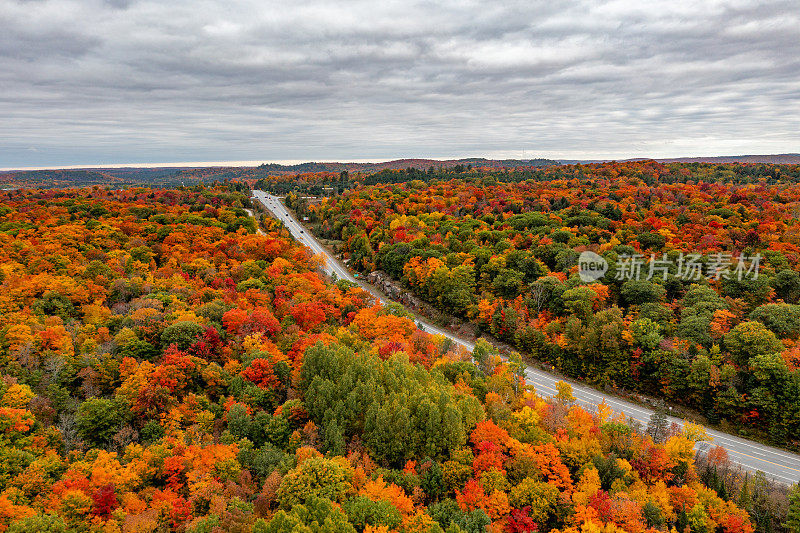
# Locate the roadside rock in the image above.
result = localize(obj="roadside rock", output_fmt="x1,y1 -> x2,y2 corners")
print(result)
365,270 -> 478,340
366,270 -> 424,309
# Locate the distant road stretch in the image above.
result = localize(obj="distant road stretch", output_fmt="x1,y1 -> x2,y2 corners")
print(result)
251,190 -> 800,485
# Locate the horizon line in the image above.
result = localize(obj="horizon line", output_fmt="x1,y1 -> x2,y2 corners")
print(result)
2,152 -> 799,172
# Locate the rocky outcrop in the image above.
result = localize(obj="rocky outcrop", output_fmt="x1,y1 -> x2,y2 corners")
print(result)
366,270 -> 424,310
364,270 -> 478,340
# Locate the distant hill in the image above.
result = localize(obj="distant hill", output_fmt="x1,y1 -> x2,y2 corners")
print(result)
0,167 -> 202,189
558,154 -> 800,165
0,158 -> 560,189
654,154 -> 800,164
3,154 -> 799,189
254,157 -> 559,173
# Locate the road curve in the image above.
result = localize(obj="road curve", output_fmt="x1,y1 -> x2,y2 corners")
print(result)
251,190 -> 800,485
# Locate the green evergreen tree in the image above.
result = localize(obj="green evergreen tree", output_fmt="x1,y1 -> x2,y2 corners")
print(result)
784,485 -> 800,532
646,401 -> 669,444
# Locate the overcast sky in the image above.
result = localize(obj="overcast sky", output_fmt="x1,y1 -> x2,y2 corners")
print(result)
2,0 -> 799,168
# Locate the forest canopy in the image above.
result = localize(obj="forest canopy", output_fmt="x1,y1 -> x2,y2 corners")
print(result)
0,180 -> 786,532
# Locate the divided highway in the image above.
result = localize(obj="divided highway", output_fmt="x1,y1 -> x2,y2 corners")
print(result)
251,190 -> 800,485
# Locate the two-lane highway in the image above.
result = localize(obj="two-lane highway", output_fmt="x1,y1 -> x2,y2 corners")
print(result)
251,190 -> 800,485
249,194 -> 354,283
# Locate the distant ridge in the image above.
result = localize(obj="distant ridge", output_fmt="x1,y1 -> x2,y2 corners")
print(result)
253,154 -> 800,170
653,154 -> 800,164
2,154 -> 799,189
3,154 -> 799,175
557,154 -> 800,165
253,157 -> 559,173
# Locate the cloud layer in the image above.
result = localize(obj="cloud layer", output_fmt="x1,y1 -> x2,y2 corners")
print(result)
2,0 -> 799,167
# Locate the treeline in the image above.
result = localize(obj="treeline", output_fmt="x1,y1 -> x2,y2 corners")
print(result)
260,160 -> 800,199
254,161 -> 566,198
0,167 -> 255,190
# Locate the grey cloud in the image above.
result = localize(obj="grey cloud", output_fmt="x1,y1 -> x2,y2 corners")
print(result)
1,0 -> 798,167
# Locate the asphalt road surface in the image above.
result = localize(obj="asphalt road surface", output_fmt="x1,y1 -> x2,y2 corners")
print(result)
251,190 -> 800,486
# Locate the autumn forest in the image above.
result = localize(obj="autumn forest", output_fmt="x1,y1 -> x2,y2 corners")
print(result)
0,162 -> 798,532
